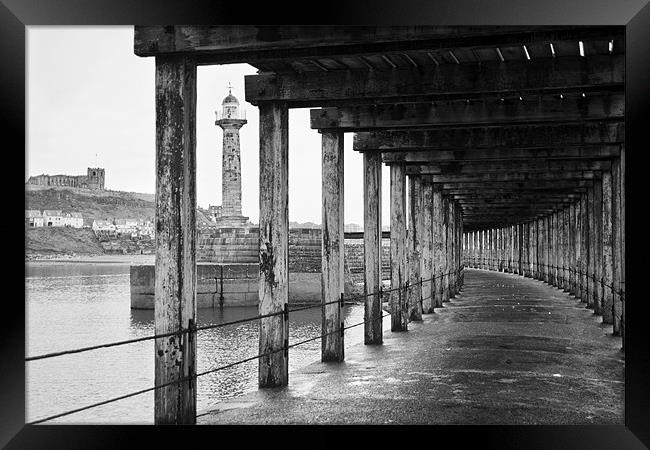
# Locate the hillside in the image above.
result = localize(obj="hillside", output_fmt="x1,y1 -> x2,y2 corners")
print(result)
25,185 -> 155,222
26,227 -> 104,258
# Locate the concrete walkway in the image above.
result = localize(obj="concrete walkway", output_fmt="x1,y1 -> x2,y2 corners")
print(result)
198,269 -> 624,425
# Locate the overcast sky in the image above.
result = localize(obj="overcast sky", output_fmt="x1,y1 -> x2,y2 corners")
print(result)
26,26 -> 393,225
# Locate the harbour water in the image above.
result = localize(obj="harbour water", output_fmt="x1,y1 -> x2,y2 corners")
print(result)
25,261 -> 368,424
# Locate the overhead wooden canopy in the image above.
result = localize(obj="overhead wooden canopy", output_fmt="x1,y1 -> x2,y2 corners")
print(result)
135,25 -> 624,229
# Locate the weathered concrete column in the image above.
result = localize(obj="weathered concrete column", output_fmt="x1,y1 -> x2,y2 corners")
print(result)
517,223 -> 523,275
258,102 -> 289,387
451,202 -> 458,295
488,228 -> 494,271
525,222 -> 531,277
154,55 -> 197,424
321,130 -> 345,361
407,176 -> 423,321
421,183 -> 434,313
390,163 -> 408,331
593,178 -> 603,314
363,151 -> 383,344
601,170 -> 614,325
611,154 -> 622,336
432,185 -> 444,307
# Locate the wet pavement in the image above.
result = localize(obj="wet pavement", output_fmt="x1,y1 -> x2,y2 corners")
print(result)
198,269 -> 624,424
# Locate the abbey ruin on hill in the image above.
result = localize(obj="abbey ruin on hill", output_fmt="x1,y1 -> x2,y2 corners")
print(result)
27,167 -> 106,190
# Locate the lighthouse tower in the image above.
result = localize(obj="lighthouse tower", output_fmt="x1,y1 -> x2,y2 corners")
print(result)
215,85 -> 249,227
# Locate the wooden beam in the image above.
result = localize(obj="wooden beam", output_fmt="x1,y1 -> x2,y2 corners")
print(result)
251,55 -> 623,107
354,122 -> 624,151
363,151 -> 383,344
381,146 -> 621,165
135,26 -> 622,61
312,95 -> 622,131
419,170 -> 598,183
154,55 -> 197,425
439,180 -> 594,190
321,130 -> 345,362
390,163 -> 408,331
405,160 -> 611,175
258,102 -> 289,387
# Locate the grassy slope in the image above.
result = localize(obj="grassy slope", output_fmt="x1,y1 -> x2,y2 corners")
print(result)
26,227 -> 104,256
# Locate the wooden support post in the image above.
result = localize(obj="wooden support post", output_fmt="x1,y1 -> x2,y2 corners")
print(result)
575,199 -> 582,299
593,178 -> 603,313
432,185 -> 444,307
517,223 -> 523,275
581,191 -> 590,304
363,151 -> 383,344
390,163 -> 408,331
442,196 -> 450,302
611,154 -> 622,335
407,176 -> 423,320
258,102 -> 289,386
550,212 -> 556,286
601,169 -> 614,325
620,145 -> 625,348
586,186 -> 595,308
421,183 -> 434,313
321,130 -> 345,361
558,208 -> 567,291
154,55 -> 197,425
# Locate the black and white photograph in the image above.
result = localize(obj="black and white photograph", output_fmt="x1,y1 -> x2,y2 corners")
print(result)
4,1 -> 650,447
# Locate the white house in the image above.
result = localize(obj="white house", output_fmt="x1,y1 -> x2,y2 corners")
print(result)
62,212 -> 84,228
25,210 -> 44,227
114,219 -> 139,236
43,210 -> 63,227
92,219 -> 116,234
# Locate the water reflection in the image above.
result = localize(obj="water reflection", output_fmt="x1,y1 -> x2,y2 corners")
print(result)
26,262 -> 367,424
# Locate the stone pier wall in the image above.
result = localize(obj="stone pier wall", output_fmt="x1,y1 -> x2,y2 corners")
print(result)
131,228 -> 389,309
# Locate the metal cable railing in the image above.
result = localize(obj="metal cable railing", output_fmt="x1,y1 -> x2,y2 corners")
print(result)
26,266 -> 464,425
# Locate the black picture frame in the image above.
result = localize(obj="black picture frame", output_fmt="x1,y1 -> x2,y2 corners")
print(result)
5,0 -> 649,448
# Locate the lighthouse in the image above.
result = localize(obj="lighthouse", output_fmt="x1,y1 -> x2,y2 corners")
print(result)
214,84 -> 249,227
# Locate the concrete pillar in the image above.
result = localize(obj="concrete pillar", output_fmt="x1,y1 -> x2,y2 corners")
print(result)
517,223 -> 523,275
154,55 -> 197,424
258,102 -> 289,386
363,151 -> 382,344
407,176 -> 423,321
390,163 -> 408,331
321,130 -> 345,362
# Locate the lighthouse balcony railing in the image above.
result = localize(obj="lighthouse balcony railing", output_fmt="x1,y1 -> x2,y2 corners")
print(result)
215,109 -> 247,121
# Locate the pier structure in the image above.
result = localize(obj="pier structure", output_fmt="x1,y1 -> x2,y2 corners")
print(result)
133,26 -> 625,425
